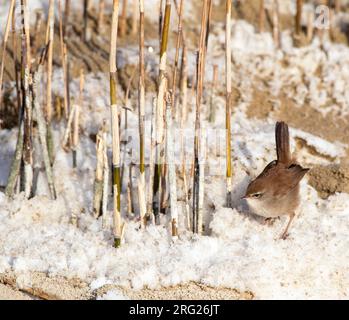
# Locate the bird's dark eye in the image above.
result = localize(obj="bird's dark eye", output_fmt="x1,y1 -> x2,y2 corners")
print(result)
252,193 -> 262,198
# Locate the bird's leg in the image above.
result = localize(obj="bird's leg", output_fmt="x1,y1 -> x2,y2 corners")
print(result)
280,212 -> 295,240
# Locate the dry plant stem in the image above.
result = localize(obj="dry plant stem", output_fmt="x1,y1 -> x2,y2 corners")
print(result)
128,164 -> 135,216
120,66 -> 136,190
63,0 -> 71,37
21,0 -> 31,70
102,129 -> 109,228
146,97 -> 156,222
198,127 -> 206,234
165,92 -> 178,238
83,0 -> 91,41
72,69 -> 84,168
209,65 -> 218,123
295,0 -> 303,36
12,7 -> 22,113
171,0 -> 183,117
205,0 -> 213,54
62,104 -> 76,149
153,0 -> 171,224
306,9 -> 314,43
272,0 -> 280,49
0,0 -> 15,111
259,0 -> 265,33
138,0 -> 146,228
58,0 -> 69,119
179,49 -> 189,230
33,68 -> 57,200
127,182 -> 133,217
110,0 -> 122,247
120,0 -> 128,37
93,125 -> 105,218
5,122 -> 24,197
20,1 -> 33,198
46,0 -> 54,123
225,0 -> 232,207
23,67 -> 33,199
335,0 -> 340,13
179,44 -> 188,123
132,0 -> 138,36
98,0 -> 105,33
193,1 -> 209,234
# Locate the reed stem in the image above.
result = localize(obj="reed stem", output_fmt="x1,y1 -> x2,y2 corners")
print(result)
153,0 -> 171,224
193,0 -> 209,234
110,0 -> 122,247
138,0 -> 147,227
0,0 -> 15,111
225,0 -> 233,208
165,92 -> 178,238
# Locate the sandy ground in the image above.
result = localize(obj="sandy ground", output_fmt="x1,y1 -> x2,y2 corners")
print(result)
0,271 -> 252,300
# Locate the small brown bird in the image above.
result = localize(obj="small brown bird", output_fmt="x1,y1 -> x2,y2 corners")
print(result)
243,121 -> 309,239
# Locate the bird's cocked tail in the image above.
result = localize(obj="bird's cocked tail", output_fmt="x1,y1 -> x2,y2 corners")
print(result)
275,121 -> 291,164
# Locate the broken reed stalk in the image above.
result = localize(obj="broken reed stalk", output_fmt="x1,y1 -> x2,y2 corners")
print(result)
58,0 -> 69,119
93,124 -> 106,218
171,0 -> 184,119
5,126 -> 24,197
62,104 -> 76,149
209,64 -> 218,123
12,5 -> 22,114
72,69 -> 84,168
110,0 -> 122,247
193,0 -> 209,234
335,0 -> 340,14
179,48 -> 189,230
132,0 -> 138,36
98,0 -> 105,33
272,0 -> 280,49
225,0 -> 233,208
63,0 -> 71,37
5,2 -> 23,197
102,126 -> 109,227
198,125 -> 206,234
0,0 -> 15,111
32,66 -> 57,200
120,66 -> 136,190
259,0 -> 265,33
138,0 -> 147,228
165,92 -> 178,238
20,0 -> 33,198
23,64 -> 33,199
295,0 -> 303,37
21,0 -> 31,70
179,44 -> 188,123
46,0 -> 54,123
146,97 -> 157,223
153,0 -> 171,224
205,0 -> 213,54
120,0 -> 128,37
